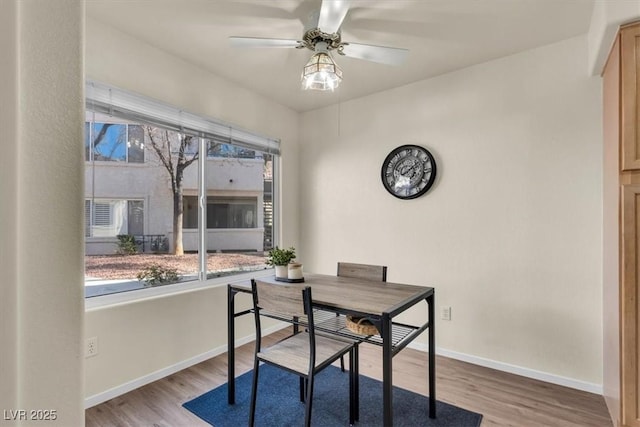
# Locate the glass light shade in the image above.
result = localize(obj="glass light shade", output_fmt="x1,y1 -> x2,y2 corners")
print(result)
301,52 -> 343,91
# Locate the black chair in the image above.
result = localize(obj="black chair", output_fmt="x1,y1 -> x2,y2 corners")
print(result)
336,262 -> 387,372
249,278 -> 359,427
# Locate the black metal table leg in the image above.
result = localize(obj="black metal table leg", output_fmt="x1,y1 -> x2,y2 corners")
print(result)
227,284 -> 236,405
427,293 -> 436,418
354,344 -> 359,421
382,313 -> 393,426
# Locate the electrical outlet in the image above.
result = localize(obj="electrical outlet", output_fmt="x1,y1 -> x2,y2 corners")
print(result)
441,306 -> 451,321
86,336 -> 98,358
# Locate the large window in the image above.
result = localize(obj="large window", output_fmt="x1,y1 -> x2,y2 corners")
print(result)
84,81 -> 280,299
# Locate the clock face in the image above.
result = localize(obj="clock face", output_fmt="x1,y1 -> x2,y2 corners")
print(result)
381,145 -> 437,199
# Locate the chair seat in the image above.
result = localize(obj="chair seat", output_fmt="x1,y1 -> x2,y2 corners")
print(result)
258,332 -> 354,376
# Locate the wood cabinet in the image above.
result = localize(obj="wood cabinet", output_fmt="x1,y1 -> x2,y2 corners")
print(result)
622,24 -> 640,171
604,22 -> 640,427
621,184 -> 640,427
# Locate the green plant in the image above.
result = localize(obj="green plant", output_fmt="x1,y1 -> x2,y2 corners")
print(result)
266,246 -> 296,266
116,234 -> 138,255
137,263 -> 179,286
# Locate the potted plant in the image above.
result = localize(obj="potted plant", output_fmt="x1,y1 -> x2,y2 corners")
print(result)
266,246 -> 296,278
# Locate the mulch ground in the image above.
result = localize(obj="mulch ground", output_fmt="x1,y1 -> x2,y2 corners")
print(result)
85,252 -> 267,279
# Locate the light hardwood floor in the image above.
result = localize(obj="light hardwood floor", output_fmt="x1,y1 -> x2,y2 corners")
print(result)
86,329 -> 612,427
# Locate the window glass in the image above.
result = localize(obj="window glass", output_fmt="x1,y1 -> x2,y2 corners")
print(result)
208,198 -> 256,228
127,200 -> 144,235
96,200 -> 124,236
85,122 -> 145,163
208,142 -> 255,159
92,123 -> 127,162
85,115 -> 201,297
181,136 -> 199,156
85,122 -> 91,161
263,157 -> 274,249
127,125 -> 145,163
204,148 -> 272,279
84,111 -> 276,297
184,197 -> 257,229
85,199 -> 140,237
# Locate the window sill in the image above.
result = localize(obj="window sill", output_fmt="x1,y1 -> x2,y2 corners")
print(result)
85,268 -> 274,311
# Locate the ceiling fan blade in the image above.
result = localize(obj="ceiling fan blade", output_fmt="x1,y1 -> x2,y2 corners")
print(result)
229,37 -> 302,48
318,0 -> 351,34
340,42 -> 409,66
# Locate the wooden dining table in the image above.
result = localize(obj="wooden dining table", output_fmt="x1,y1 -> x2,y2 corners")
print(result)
227,273 -> 436,426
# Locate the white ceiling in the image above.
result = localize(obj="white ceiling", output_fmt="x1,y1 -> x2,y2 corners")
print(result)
86,0 -> 595,112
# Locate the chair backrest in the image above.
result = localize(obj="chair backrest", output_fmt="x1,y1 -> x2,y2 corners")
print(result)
252,279 -> 310,320
337,262 -> 387,282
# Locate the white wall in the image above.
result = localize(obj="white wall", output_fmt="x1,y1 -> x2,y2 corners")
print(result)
0,0 -> 85,425
84,19 -> 299,400
0,0 -> 19,420
300,36 -> 603,388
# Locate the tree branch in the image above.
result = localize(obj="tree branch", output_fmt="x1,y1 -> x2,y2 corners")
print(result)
145,127 -> 173,174
92,123 -> 114,149
145,127 -> 177,194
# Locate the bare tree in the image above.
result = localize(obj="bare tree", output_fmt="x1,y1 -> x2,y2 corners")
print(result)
145,127 -> 198,255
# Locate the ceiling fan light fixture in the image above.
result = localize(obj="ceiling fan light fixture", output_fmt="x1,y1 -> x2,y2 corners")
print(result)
301,51 -> 343,91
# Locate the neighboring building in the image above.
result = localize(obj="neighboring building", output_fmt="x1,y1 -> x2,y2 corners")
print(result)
84,115 -> 272,255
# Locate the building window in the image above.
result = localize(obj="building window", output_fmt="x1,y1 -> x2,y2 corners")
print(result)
85,122 -> 145,163
183,197 -> 257,228
85,199 -> 144,237
210,198 -> 256,228
207,142 -> 255,159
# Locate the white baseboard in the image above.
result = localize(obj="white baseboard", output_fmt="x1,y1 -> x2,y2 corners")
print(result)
84,323 -> 288,409
86,325 -> 603,408
408,342 -> 603,395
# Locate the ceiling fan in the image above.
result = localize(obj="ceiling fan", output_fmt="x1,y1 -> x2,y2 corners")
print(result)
229,0 -> 409,91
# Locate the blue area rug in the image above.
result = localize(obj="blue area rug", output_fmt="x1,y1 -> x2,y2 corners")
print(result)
183,364 -> 482,426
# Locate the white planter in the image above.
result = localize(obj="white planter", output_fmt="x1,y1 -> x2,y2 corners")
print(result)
288,263 -> 303,280
275,265 -> 288,279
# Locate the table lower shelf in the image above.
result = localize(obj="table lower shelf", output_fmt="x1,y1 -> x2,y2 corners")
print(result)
255,308 -> 429,355
312,310 -> 424,352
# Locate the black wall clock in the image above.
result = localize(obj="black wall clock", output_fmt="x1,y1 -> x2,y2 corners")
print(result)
381,145 -> 437,199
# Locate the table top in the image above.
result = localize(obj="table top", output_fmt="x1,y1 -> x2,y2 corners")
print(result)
231,273 -> 433,318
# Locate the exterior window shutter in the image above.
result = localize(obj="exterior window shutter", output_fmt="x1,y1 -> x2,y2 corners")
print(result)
94,203 -> 112,227
85,200 -> 92,237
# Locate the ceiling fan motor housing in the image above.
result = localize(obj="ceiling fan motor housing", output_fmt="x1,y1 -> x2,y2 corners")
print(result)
300,8 -> 345,53
301,28 -> 343,52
